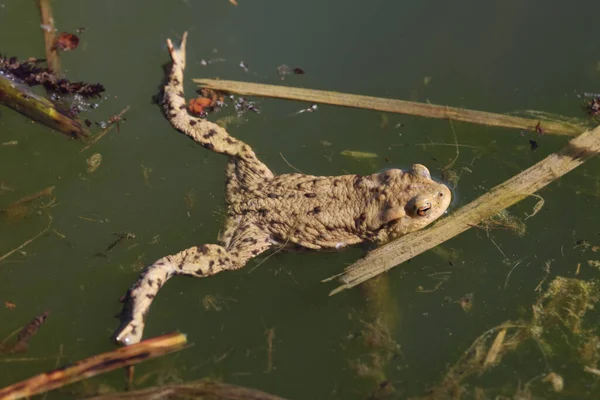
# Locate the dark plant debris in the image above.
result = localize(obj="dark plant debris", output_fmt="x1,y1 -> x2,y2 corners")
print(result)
0,55 -> 104,98
586,96 -> 600,117
277,64 -> 305,79
0,311 -> 49,355
529,139 -> 539,151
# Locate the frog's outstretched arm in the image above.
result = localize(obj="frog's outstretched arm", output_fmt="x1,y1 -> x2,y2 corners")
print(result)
163,32 -> 273,179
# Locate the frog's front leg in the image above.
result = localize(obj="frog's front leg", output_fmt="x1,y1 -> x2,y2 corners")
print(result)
114,223 -> 272,345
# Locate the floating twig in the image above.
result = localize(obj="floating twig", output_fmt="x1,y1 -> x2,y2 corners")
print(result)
194,79 -> 587,136
0,332 -> 187,400
483,328 -> 507,367
37,0 -> 60,74
325,124 -> 600,294
0,214 -> 53,264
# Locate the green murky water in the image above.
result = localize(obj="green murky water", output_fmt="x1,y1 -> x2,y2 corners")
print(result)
1,0 -> 600,398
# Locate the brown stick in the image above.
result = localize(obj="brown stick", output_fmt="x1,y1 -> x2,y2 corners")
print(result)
194,79 -> 587,136
325,124 -> 600,294
37,0 -> 60,74
0,332 -> 187,400
84,380 -> 288,400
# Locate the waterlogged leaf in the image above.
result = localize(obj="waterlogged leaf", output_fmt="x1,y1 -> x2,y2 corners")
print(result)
340,149 -> 378,159
52,32 -> 79,51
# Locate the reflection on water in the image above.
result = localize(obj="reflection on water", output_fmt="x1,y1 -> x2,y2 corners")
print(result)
1,0 -> 600,398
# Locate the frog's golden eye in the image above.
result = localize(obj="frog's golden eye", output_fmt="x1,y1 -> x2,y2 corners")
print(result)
416,202 -> 432,217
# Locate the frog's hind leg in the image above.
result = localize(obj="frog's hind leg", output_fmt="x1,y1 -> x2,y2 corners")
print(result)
163,32 -> 273,181
113,220 -> 272,345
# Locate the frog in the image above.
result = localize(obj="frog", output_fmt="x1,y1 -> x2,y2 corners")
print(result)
113,32 -> 452,345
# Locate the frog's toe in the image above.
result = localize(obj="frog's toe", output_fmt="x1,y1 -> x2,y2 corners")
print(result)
113,322 -> 144,346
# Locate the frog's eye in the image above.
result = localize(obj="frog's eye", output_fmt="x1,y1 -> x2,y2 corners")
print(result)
416,201 -> 432,217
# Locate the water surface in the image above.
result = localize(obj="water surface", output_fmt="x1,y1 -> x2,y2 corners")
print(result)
1,0 -> 599,398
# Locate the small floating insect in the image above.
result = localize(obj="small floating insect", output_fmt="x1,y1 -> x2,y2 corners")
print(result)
107,111 -> 127,132
96,107 -> 129,132
106,231 -> 136,252
239,61 -> 249,73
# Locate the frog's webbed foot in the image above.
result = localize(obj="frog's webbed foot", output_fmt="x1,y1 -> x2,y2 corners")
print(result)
163,32 -> 274,183
166,31 -> 187,69
114,223 -> 272,345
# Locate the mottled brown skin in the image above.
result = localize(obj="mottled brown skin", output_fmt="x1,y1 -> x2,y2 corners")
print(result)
113,32 -> 452,345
